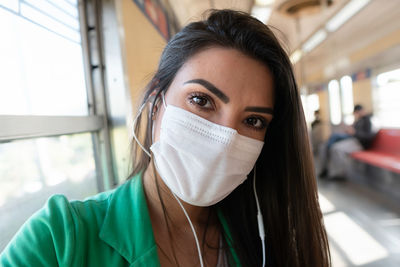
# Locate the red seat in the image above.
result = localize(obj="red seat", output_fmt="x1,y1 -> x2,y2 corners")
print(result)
351,129 -> 400,174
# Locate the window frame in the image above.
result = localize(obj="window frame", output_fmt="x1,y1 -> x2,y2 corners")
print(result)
0,0 -> 118,192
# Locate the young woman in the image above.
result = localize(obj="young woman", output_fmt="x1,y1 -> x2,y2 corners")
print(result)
1,9 -> 330,267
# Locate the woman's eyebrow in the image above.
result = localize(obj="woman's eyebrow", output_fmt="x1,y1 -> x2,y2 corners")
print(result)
184,79 -> 229,103
245,106 -> 274,115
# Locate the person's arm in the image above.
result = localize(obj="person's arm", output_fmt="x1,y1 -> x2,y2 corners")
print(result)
343,124 -> 355,135
0,195 -> 75,267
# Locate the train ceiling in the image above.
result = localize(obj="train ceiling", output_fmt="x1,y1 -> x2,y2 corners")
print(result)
167,0 -> 400,86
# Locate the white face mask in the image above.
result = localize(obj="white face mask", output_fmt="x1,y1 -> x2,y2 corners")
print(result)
150,102 -> 264,207
133,95 -> 267,267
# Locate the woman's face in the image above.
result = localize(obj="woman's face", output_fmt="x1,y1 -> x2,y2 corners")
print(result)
153,47 -> 275,142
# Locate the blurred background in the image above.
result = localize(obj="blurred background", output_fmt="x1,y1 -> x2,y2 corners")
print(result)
0,0 -> 399,266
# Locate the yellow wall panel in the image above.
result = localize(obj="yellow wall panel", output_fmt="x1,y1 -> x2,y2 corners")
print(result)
353,78 -> 373,113
305,69 -> 324,85
317,90 -> 331,140
116,0 -> 167,109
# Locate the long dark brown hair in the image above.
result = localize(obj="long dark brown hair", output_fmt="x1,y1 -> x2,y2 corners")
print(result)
129,9 -> 330,267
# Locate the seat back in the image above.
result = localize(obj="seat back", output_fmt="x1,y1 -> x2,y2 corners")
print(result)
370,129 -> 400,156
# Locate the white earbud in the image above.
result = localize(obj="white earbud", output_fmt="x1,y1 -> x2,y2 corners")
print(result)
132,91 -> 167,158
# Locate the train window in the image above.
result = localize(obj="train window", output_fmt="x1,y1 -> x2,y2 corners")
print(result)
0,1 -> 86,116
0,0 -> 113,252
340,76 -> 354,124
328,79 -> 342,125
308,94 -> 320,111
305,93 -> 320,122
0,0 -> 18,12
374,68 -> 400,128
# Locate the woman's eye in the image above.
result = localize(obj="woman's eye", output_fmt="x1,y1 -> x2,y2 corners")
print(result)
245,117 -> 267,130
192,96 -> 208,106
188,94 -> 214,109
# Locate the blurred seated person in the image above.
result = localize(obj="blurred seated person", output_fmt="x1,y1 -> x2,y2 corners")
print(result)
311,110 -> 323,155
319,104 -> 376,179
311,110 -> 321,129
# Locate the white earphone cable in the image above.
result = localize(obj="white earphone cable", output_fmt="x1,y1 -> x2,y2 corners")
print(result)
253,167 -> 266,267
132,102 -> 152,158
172,193 -> 205,267
134,92 -> 203,265
134,92 -> 262,267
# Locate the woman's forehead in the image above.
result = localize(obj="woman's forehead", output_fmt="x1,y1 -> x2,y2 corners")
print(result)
171,47 -> 275,105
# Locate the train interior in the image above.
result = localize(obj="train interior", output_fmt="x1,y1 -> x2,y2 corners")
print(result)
0,0 -> 399,266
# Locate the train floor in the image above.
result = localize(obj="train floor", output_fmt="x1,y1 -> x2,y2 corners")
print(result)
318,178 -> 400,267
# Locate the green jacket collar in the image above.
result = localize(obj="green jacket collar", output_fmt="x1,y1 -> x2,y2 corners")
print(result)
98,173 -> 241,266
99,174 -> 160,266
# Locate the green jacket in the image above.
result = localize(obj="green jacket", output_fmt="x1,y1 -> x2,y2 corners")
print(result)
0,174 -> 241,266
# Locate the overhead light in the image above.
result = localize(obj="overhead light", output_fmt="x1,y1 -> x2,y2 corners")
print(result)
290,49 -> 303,64
251,6 -> 272,24
326,0 -> 371,32
302,29 -> 327,53
255,0 -> 275,5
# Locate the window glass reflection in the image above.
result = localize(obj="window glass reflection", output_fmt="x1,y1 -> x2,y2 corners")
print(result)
374,69 -> 400,128
0,133 -> 97,251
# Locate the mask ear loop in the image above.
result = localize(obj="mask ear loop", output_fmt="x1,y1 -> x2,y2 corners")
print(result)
253,166 -> 266,267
